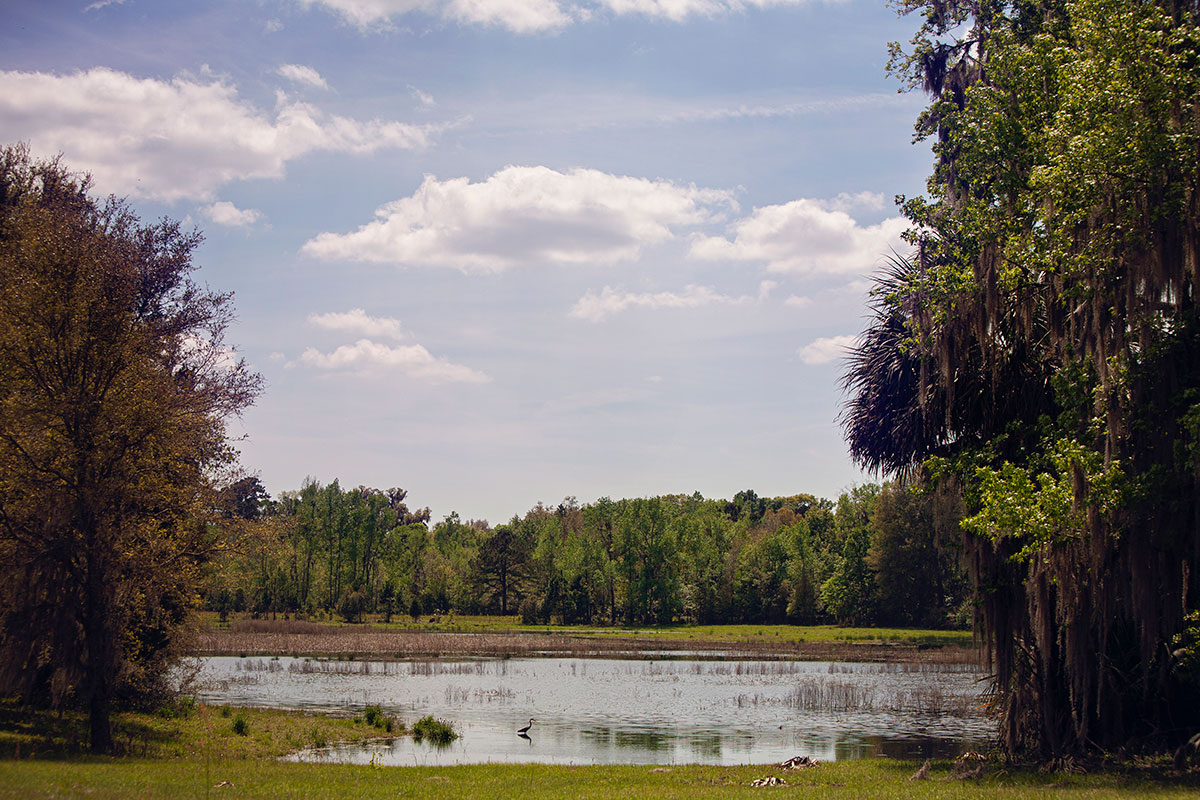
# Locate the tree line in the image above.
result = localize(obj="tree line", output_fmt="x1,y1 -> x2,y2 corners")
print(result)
204,480 -> 969,630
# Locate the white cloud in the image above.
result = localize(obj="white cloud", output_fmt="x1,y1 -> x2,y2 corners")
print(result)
308,308 -> 405,340
299,0 -> 828,32
0,68 -> 436,201
784,294 -> 813,309
84,0 -> 125,11
821,191 -> 886,213
301,338 -> 489,383
302,165 -> 734,272
570,284 -> 744,322
797,334 -> 857,365
265,18 -> 285,31
203,201 -> 263,227
300,0 -> 573,33
601,0 -> 842,22
277,64 -> 329,90
689,198 -> 908,275
409,85 -> 436,106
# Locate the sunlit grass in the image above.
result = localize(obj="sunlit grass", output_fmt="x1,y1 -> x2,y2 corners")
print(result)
1,757 -> 1197,800
0,700 -> 395,761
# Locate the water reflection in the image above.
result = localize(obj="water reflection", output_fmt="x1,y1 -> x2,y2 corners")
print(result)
193,655 -> 993,766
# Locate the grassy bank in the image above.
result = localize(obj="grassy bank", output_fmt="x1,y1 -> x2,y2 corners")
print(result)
201,613 -> 974,645
195,615 -> 978,663
2,757 -> 1197,799
0,701 -> 397,760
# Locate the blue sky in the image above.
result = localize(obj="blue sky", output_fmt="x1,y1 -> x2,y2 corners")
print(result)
2,0 -> 930,523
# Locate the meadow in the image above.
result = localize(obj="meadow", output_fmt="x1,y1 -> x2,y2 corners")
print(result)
195,614 -> 977,663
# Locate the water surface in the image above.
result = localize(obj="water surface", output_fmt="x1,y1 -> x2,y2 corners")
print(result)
193,655 -> 992,765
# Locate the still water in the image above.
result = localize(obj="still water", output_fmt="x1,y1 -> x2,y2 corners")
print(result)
193,655 -> 993,766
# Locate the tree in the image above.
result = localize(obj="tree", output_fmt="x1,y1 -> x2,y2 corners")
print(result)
473,524 -> 532,615
844,0 -> 1200,757
869,483 -> 963,628
0,146 -> 261,753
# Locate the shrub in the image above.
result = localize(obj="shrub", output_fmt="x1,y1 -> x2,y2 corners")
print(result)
232,714 -> 249,736
412,715 -> 457,745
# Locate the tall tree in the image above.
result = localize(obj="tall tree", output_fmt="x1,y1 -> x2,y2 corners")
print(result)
0,146 -> 261,752
845,0 -> 1200,757
473,524 -> 531,615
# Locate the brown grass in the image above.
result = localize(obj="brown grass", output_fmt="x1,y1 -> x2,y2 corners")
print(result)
195,623 -> 980,665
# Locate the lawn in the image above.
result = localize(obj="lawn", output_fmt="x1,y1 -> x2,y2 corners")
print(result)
2,756 -> 1196,799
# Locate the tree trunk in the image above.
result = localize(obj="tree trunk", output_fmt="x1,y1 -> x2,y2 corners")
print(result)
85,546 -> 115,755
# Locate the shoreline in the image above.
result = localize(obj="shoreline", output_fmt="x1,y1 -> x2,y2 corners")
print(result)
193,627 -> 982,665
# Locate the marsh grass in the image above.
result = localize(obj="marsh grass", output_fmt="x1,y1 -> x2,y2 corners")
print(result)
411,715 -> 457,745
197,622 -> 979,665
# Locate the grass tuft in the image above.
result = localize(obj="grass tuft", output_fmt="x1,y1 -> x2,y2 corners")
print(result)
412,715 -> 457,745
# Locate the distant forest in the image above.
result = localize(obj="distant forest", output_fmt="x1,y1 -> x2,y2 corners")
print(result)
205,479 -> 969,630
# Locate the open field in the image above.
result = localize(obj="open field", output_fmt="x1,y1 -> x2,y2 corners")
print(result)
195,615 -> 979,664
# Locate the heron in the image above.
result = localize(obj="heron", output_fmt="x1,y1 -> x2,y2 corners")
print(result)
517,718 -> 535,735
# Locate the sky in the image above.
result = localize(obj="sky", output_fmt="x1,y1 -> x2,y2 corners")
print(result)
1,0 -> 932,524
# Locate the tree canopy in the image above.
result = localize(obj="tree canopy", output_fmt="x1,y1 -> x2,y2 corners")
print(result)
844,0 -> 1200,758
0,145 -> 262,753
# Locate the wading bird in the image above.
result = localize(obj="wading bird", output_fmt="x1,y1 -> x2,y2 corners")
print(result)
517,718 -> 535,735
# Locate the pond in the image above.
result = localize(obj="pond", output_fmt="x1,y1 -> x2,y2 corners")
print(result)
192,655 -> 993,766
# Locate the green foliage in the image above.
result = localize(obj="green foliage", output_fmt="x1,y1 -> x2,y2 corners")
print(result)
411,715 -> 457,745
208,485 -> 966,632
844,0 -> 1200,758
0,145 -> 261,753
231,714 -> 249,736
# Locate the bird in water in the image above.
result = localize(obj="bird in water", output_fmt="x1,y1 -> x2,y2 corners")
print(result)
517,718 -> 535,736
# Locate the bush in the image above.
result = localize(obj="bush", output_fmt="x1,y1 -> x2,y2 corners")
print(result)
232,714 -> 249,736
337,589 -> 368,624
412,715 -> 457,745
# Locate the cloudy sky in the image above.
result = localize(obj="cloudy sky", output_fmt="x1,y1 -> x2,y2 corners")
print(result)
2,0 -> 929,523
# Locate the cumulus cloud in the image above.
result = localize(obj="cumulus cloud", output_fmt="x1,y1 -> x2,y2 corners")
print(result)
301,339 -> 489,383
277,63 -> 329,90
203,201 -> 263,227
302,165 -> 734,271
689,198 -> 908,275
784,294 -> 813,309
0,68 -> 436,201
570,284 -> 744,322
84,0 -> 126,11
308,308 -> 406,340
797,334 -> 857,365
300,0 -> 573,33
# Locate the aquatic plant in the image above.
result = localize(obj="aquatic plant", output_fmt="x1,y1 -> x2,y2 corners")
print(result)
412,715 -> 457,745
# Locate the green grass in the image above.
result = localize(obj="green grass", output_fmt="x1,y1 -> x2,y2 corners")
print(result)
1,700 -> 1195,798
0,757 -> 1196,799
0,700 -> 395,760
